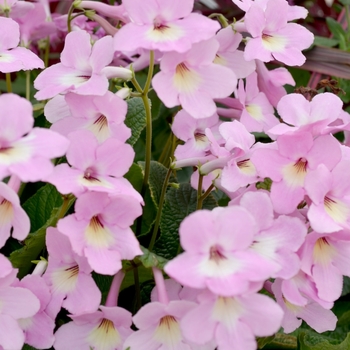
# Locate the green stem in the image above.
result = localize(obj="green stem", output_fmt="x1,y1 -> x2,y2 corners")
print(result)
5,73 -> 12,93
346,5 -> 350,39
67,2 -> 75,33
208,13 -> 229,28
26,70 -> 30,100
198,184 -> 215,210
131,76 -> 143,94
141,50 -> 155,191
196,174 -> 204,210
44,37 -> 50,68
148,167 -> 172,251
132,263 -> 141,312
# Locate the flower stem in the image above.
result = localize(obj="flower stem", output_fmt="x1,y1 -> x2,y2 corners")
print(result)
152,267 -> 169,304
26,70 -> 31,100
198,184 -> 215,210
148,167 -> 172,251
105,271 -> 125,307
67,2 -> 76,33
5,73 -> 12,93
197,174 -> 204,210
141,50 -> 155,192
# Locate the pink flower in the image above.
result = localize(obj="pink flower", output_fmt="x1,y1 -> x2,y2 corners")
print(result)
43,227 -> 101,318
57,192 -> 142,275
0,182 -> 30,248
45,130 -> 140,200
215,26 -> 256,79
0,93 -> 69,182
244,0 -> 314,66
269,92 -> 344,137
45,92 -> 131,143
34,30 -> 132,100
0,17 -> 44,73
251,132 -> 342,214
152,38 -> 237,119
54,306 -> 133,350
272,279 -> 336,333
14,275 -> 55,349
113,0 -> 220,53
237,72 -> 278,133
164,206 -> 277,296
181,290 -> 283,350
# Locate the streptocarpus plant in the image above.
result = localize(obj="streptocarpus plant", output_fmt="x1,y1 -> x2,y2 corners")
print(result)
1,0 -> 350,349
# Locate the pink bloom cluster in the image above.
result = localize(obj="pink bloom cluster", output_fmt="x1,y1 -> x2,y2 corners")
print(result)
3,0 -> 347,349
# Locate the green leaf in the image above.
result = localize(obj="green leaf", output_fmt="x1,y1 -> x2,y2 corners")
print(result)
154,183 -> 217,260
22,184 -> 63,233
124,163 -> 143,194
10,207 -> 60,277
342,277 -> 350,296
339,0 -> 350,5
120,264 -> 153,292
298,331 -> 350,350
125,97 -> 147,146
264,333 -> 297,349
22,344 -> 40,350
133,186 -> 157,237
137,246 -> 169,269
138,161 -> 176,208
92,272 -> 113,305
10,197 -> 75,278
326,18 -> 347,42
258,335 -> 276,349
314,36 -> 339,48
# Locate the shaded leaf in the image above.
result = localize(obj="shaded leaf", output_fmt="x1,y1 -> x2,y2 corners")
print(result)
22,184 -> 63,233
125,97 -> 146,146
298,331 -> 350,350
138,161 -> 176,208
154,183 -> 217,260
10,197 -> 75,278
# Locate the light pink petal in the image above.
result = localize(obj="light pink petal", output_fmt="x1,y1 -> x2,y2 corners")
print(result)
245,4 -> 265,38
84,246 -> 122,275
24,312 -> 55,349
0,17 -> 20,50
123,328 -> 161,350
157,0 -> 194,21
313,262 -> 342,302
244,37 -> 274,63
181,303 -> 216,344
264,0 -> 288,32
0,93 -> 33,140
304,165 -> 331,204
241,293 -> 283,336
152,71 -> 180,108
44,95 -> 71,123
277,132 -> 313,159
89,35 -> 114,72
0,314 -> 25,350
240,192 -> 273,230
298,303 -> 337,333
307,135 -> 341,171
73,73 -> 109,96
270,180 -> 305,214
123,0 -> 159,24
60,30 -> 92,71
63,273 -> 101,314
0,287 -> 40,319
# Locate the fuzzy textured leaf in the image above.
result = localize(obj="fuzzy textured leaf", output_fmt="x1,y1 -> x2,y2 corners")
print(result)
298,331 -> 350,350
22,184 -> 63,233
154,183 -> 217,260
125,97 -> 147,146
138,161 -> 176,208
